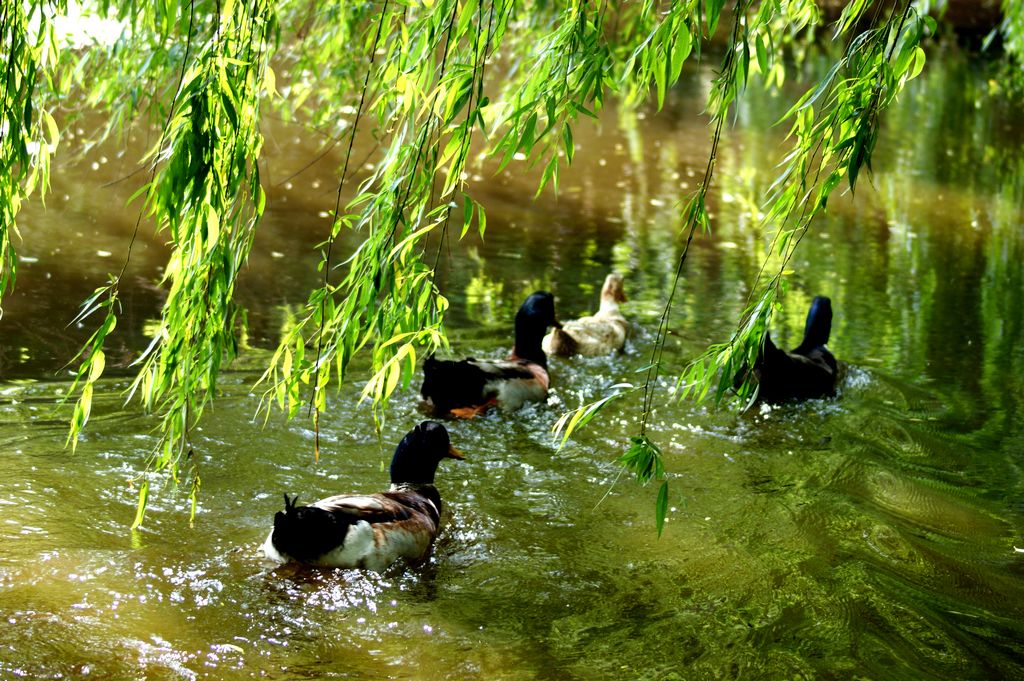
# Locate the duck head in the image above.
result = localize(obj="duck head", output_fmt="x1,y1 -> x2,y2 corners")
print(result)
599,274 -> 627,310
513,291 -> 561,366
390,421 -> 464,485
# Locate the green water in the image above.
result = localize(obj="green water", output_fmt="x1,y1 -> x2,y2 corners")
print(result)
1,51 -> 1023,679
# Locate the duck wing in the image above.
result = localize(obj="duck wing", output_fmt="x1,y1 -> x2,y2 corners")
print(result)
312,493 -> 417,521
797,345 -> 838,374
543,309 -> 628,356
313,489 -> 441,525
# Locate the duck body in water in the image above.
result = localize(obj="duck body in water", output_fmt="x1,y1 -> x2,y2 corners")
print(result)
742,296 -> 839,403
421,291 -> 561,417
543,273 -> 629,357
261,422 -> 463,572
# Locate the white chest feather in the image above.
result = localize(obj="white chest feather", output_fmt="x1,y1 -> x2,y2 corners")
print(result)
486,363 -> 549,410
260,530 -> 283,562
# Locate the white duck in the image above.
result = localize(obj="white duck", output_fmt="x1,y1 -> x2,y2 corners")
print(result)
543,274 -> 628,356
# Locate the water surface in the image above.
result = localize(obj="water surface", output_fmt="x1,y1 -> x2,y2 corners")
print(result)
1,51 -> 1023,679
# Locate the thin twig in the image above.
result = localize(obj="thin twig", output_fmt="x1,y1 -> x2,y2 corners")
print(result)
307,0 -> 391,450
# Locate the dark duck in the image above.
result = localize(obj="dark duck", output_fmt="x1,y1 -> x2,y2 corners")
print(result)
261,422 -> 464,571
421,291 -> 561,417
741,296 -> 838,403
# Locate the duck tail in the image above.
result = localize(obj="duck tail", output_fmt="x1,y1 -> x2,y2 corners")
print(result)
546,328 -> 578,356
798,296 -> 832,352
421,354 -> 449,402
272,494 -> 352,562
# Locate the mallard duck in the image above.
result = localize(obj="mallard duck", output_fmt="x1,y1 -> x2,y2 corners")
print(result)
542,273 -> 628,356
739,296 -> 838,403
261,421 -> 463,571
421,291 -> 561,417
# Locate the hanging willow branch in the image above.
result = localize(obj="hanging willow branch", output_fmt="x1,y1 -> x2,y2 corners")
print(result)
7,0 -> 942,526
64,0 -> 199,456
678,1 -> 933,408
553,0 -> 933,533
991,0 -> 1024,71
304,0 -> 392,462
259,0 -> 518,424
554,0 -> 816,520
67,0 -> 278,526
0,0 -> 65,314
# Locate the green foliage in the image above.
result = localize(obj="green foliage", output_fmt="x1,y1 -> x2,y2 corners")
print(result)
552,382 -> 636,448
0,0 -> 66,315
619,434 -> 668,533
986,0 -> 1024,94
67,0 -> 277,526
994,0 -> 1024,62
65,288 -> 116,450
0,0 -> 961,526
680,2 -> 934,409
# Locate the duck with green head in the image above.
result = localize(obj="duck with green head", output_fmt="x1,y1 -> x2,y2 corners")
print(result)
261,422 -> 464,571
421,291 -> 561,417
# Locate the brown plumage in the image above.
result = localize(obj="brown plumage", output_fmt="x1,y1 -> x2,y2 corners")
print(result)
543,274 -> 628,356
